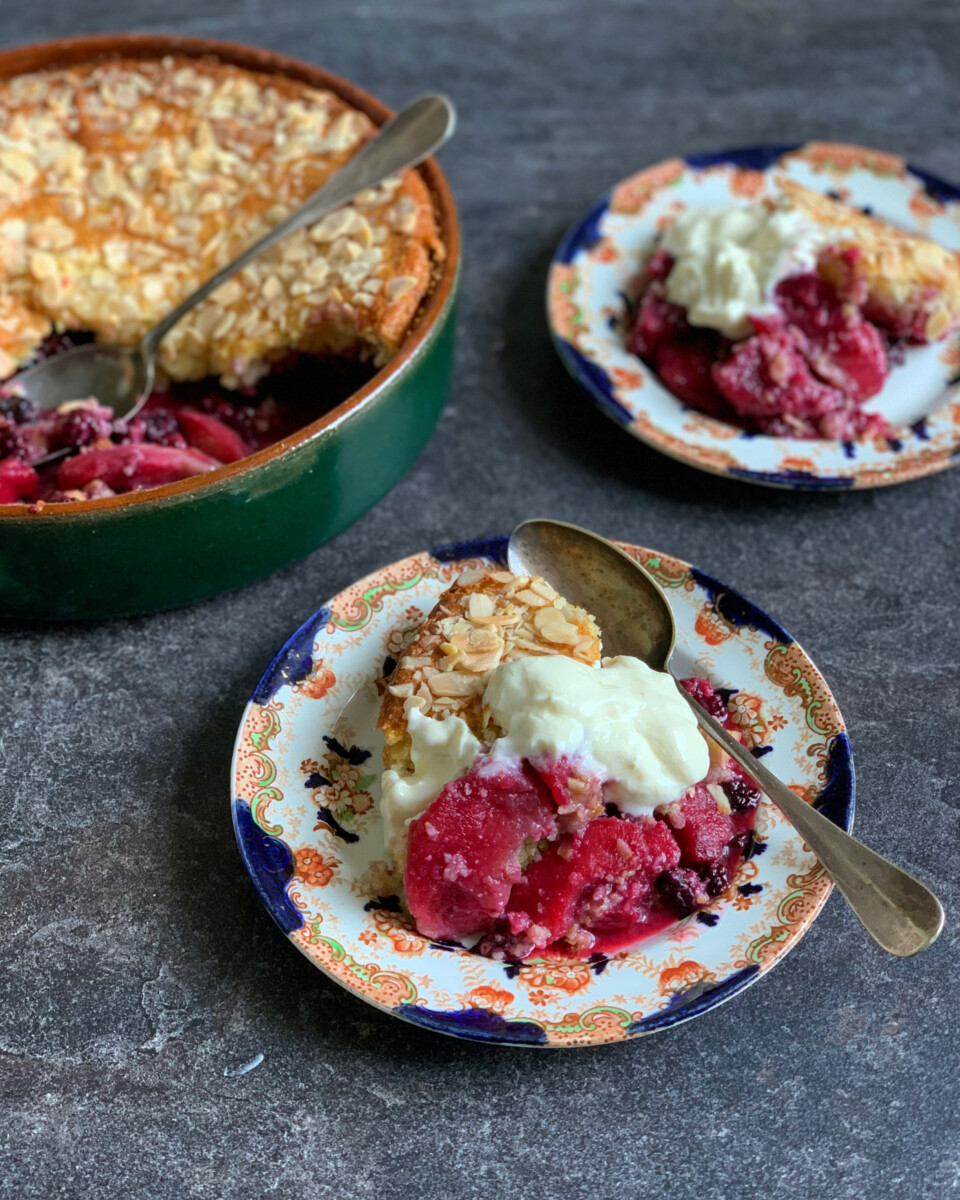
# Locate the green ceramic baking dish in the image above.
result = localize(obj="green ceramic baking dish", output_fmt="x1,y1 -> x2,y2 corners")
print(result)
0,35 -> 460,620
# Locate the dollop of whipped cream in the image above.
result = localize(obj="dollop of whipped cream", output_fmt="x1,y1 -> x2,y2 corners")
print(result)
661,202 -> 835,339
380,705 -> 482,862
379,655 -> 709,861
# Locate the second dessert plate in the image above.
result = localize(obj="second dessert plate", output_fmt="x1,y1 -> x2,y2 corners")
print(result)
232,536 -> 854,1047
547,141 -> 960,490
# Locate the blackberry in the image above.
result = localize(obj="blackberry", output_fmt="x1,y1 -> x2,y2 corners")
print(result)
700,860 -> 730,897
679,676 -> 728,720
0,418 -> 33,460
27,330 -> 95,365
124,409 -> 186,448
2,396 -> 38,425
655,867 -> 703,918
722,778 -> 761,813
199,393 -> 259,441
53,407 -> 113,450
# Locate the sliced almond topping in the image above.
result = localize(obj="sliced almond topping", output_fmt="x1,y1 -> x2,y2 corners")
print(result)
533,608 -> 580,645
925,308 -> 951,341
466,626 -> 502,653
529,578 -> 558,602
426,673 -> 484,698
211,310 -> 237,339
27,250 -> 56,281
467,592 -> 495,621
488,571 -> 515,585
513,588 -> 550,608
387,274 -> 417,302
460,650 -> 503,674
309,208 -> 354,242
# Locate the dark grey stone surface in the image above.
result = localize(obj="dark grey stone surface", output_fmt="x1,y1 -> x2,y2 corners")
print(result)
2,1 -> 959,1197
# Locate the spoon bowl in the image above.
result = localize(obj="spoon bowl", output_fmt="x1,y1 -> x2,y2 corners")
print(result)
7,343 -> 152,439
508,518 -> 945,957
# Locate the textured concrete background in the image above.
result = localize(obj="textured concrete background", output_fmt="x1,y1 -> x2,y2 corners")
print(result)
2,2 -> 959,1197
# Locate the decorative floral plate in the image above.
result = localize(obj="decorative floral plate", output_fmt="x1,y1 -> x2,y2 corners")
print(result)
232,536 -> 854,1047
547,141 -> 960,490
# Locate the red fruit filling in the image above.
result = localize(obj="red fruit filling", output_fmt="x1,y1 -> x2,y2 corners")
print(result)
57,443 -> 221,492
663,785 -> 735,864
0,456 -> 39,503
404,760 -> 557,941
0,332 -> 375,504
404,677 -> 761,959
625,247 -> 926,439
488,815 -> 682,958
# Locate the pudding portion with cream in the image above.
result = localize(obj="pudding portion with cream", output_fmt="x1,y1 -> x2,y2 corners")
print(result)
627,186 -> 960,439
377,568 -> 760,960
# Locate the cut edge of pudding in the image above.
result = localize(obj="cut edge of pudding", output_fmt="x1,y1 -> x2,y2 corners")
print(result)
777,178 -> 960,342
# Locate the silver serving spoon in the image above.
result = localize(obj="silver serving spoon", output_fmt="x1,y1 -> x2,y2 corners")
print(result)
4,94 -> 456,463
508,518 -> 945,957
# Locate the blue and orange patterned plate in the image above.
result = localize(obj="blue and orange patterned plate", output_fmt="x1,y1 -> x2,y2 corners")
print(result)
231,537 -> 854,1046
547,141 -> 960,489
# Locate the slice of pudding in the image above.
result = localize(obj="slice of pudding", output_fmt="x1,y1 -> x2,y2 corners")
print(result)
377,568 -> 759,959
626,181 -> 960,439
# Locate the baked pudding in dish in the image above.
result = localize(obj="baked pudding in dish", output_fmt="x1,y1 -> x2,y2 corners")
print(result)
377,568 -> 760,960
0,55 -> 443,502
625,181 -> 960,439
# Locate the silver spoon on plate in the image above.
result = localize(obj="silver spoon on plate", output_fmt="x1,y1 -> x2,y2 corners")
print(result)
508,518 -> 945,958
1,94 -> 456,465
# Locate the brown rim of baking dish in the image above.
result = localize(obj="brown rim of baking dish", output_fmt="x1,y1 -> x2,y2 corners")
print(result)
0,33 -> 460,518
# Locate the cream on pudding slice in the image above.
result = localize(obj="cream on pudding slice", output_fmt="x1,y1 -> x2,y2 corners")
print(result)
660,202 -> 837,339
379,653 -> 708,861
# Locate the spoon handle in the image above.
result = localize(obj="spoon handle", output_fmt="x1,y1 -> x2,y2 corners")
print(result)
679,689 -> 944,956
140,94 -> 456,358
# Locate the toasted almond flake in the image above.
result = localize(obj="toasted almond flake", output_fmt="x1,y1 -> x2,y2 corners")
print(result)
387,274 -> 417,302
533,608 -> 580,645
707,783 -> 731,815
308,208 -> 353,242
467,592 -> 495,620
529,578 -> 558,602
460,649 -> 503,674
509,635 -> 560,655
211,278 -> 243,306
27,250 -> 56,281
513,588 -> 550,608
426,673 -> 484,698
211,310 -> 237,338
401,655 -> 433,669
38,276 -> 66,307
466,626 -> 502,652
925,308 -> 951,340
